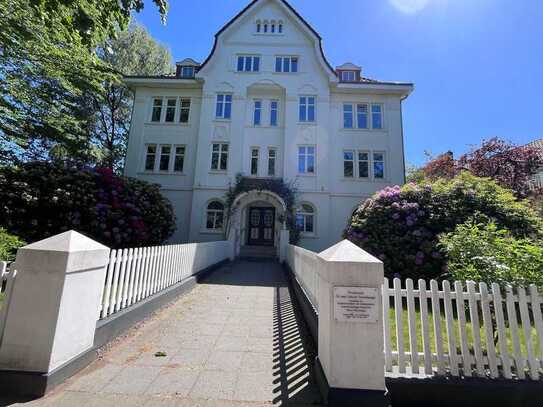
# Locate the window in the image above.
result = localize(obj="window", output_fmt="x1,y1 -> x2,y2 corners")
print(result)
278,23 -> 283,33
296,203 -> 315,234
299,96 -> 315,122
271,23 -> 275,33
256,21 -> 261,32
342,103 -> 372,129
159,145 -> 171,171
174,146 -> 185,172
275,56 -> 298,73
215,94 -> 232,119
264,23 -> 268,33
357,104 -> 368,129
181,66 -> 194,78
268,149 -> 276,176
211,143 -> 229,171
270,100 -> 278,126
250,148 -> 259,175
373,152 -> 385,179
151,98 -> 163,122
343,104 -> 353,129
237,55 -> 260,72
340,71 -> 356,82
343,150 -> 354,178
165,98 -> 176,122
372,104 -> 383,129
206,201 -> 224,231
145,144 -> 157,171
298,146 -> 315,174
179,98 -> 191,123
253,100 -> 262,126
358,151 -> 369,178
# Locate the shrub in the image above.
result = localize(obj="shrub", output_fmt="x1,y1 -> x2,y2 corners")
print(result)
439,218 -> 543,289
0,162 -> 176,248
345,172 -> 543,280
0,228 -> 24,261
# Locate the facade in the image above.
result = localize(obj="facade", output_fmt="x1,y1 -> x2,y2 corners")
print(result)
124,0 -> 413,254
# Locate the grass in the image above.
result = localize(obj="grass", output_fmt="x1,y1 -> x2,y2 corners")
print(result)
388,307 -> 541,359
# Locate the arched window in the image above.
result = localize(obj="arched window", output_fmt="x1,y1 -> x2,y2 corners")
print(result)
263,21 -> 268,33
206,201 -> 224,230
256,20 -> 261,33
271,20 -> 276,33
278,22 -> 283,33
296,203 -> 315,234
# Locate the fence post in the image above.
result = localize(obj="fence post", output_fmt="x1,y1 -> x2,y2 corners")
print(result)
314,240 -> 386,406
279,228 -> 289,263
0,231 -> 109,393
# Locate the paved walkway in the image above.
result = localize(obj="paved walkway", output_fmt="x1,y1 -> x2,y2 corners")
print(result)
5,261 -> 322,406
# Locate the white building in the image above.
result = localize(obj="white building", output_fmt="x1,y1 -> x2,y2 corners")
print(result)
124,0 -> 413,255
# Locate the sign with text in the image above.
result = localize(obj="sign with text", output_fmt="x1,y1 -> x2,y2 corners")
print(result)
333,286 -> 379,323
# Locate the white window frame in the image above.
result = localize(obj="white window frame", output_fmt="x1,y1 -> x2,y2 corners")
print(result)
296,203 -> 316,236
173,145 -> 186,173
343,150 -> 355,178
267,148 -> 277,177
164,98 -> 177,123
297,145 -> 316,175
253,99 -> 262,126
275,56 -> 299,73
144,144 -> 157,172
342,102 -> 382,130
150,97 -> 164,122
373,151 -> 386,179
270,100 -> 279,126
158,144 -> 172,172
204,200 -> 225,232
250,147 -> 259,176
236,55 -> 260,72
210,143 -> 229,172
357,150 -> 370,179
180,66 -> 194,78
343,104 -> 354,129
341,71 -> 356,82
215,94 -> 232,120
179,98 -> 191,124
371,103 -> 384,129
299,96 -> 316,123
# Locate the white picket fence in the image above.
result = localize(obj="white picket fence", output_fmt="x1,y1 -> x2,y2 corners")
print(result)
384,278 -> 543,380
99,240 -> 231,319
286,244 -> 319,311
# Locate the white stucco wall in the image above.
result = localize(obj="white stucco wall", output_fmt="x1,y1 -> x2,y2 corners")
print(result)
124,0 -> 412,252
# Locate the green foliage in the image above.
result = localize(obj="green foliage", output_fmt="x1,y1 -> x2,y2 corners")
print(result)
345,172 -> 543,280
225,174 -> 300,244
82,24 -> 173,171
0,162 -> 175,248
439,218 -> 543,289
0,0 -> 167,163
0,228 -> 24,261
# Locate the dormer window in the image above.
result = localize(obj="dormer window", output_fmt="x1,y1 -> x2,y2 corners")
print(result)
175,58 -> 200,78
181,66 -> 194,78
341,71 -> 356,82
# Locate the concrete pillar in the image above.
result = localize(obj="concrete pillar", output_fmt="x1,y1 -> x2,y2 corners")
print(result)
315,240 -> 387,406
0,231 -> 110,374
279,229 -> 290,263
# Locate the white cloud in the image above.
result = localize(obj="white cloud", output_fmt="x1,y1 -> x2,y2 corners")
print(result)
389,0 -> 431,14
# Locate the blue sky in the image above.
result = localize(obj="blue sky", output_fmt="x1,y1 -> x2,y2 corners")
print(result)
134,0 -> 543,166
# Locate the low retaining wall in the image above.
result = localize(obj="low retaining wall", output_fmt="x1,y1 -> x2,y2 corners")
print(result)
0,259 -> 228,398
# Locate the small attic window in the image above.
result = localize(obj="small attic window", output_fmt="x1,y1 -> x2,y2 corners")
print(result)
340,71 -> 357,82
256,20 -> 261,32
278,22 -> 283,33
256,19 -> 283,35
181,66 -> 195,78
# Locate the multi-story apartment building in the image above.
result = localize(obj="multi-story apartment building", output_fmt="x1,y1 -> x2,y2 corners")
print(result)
124,0 -> 413,255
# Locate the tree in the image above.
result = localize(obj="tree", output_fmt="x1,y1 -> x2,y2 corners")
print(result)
0,0 -> 168,164
419,138 -> 542,198
85,24 -> 173,171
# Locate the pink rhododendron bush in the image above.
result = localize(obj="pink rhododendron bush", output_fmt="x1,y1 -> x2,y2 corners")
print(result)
345,172 -> 543,280
0,162 -> 176,248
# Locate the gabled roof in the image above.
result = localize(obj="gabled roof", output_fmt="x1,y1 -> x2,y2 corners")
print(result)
176,58 -> 200,66
198,0 -> 336,76
336,62 -> 361,71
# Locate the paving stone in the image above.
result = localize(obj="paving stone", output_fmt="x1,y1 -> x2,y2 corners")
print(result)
234,371 -> 275,402
66,362 -> 124,392
102,365 -> 162,395
169,347 -> 211,368
144,367 -> 200,397
205,350 -> 244,371
188,370 -> 237,400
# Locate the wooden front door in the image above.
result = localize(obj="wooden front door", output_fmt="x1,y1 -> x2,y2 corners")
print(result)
247,207 -> 275,246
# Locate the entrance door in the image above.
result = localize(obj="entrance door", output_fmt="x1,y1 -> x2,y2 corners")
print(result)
248,207 -> 275,246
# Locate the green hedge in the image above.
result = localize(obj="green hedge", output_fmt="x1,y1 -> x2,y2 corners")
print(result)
0,228 -> 24,261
